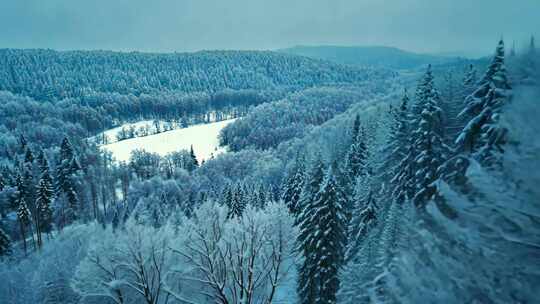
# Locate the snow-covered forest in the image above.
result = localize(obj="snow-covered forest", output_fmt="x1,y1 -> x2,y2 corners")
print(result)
0,9 -> 539,302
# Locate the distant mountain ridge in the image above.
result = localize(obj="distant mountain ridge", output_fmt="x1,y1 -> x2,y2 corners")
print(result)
279,45 -> 468,70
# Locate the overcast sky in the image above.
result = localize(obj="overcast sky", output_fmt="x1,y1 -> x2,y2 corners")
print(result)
1,0 -> 538,56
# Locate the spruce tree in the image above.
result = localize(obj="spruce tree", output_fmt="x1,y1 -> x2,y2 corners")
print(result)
36,154 -> 54,244
227,183 -> 245,218
281,155 -> 305,215
380,90 -> 410,184
344,126 -> 368,183
530,35 -> 536,54
0,227 -> 10,257
189,145 -> 199,171
311,166 -> 347,304
17,197 -> 32,254
296,157 -> 325,304
56,137 -> 81,223
346,182 -> 378,262
24,148 -> 34,164
456,40 -> 512,166
411,66 -> 450,207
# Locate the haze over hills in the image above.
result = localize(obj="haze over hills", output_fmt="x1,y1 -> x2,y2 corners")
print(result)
279,45 -> 476,70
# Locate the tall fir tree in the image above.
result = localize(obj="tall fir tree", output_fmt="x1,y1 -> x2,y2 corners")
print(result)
17,197 -> 32,255
311,166 -> 347,304
411,65 -> 451,207
56,137 -> 81,224
281,154 -> 305,215
36,152 -> 54,245
0,226 -> 10,257
188,145 -> 199,172
456,40 -> 512,166
296,157 -> 325,304
346,180 -> 378,262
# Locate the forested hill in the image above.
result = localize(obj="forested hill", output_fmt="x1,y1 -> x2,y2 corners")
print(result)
280,45 -> 469,69
0,48 -> 392,101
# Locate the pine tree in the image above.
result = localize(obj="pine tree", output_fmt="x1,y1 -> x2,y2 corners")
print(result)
411,66 -> 451,207
281,155 -> 305,215
346,181 -> 378,262
56,137 -> 81,224
189,145 -> 199,171
0,227 -> 10,257
227,183 -> 245,218
19,134 -> 27,152
36,153 -> 54,245
296,157 -> 325,304
530,35 -> 536,54
17,197 -> 32,255
344,126 -> 368,183
380,90 -> 410,183
256,184 -> 267,209
311,166 -> 347,304
456,40 -> 512,166
24,148 -> 34,164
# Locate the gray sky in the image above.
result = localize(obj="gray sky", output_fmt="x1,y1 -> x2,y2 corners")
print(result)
1,0 -> 538,56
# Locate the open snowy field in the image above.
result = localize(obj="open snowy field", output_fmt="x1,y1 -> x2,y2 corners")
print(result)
101,119 -> 236,163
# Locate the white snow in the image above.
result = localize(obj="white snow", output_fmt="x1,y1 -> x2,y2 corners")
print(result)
101,119 -> 236,163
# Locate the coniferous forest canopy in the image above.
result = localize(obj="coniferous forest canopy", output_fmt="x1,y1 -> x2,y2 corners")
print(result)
1,2 -> 540,303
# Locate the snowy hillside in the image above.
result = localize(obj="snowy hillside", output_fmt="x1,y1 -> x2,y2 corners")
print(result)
101,119 -> 236,163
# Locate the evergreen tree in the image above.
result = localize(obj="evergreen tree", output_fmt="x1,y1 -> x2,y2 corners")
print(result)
346,181 -> 378,262
456,40 -> 512,166
530,35 -> 536,54
344,126 -> 368,183
189,145 -> 199,171
311,166 -> 347,304
380,90 -> 410,184
19,134 -> 27,152
24,148 -> 34,164
0,226 -> 10,257
56,137 -> 81,223
17,197 -> 32,254
411,66 -> 451,207
227,183 -> 245,218
281,155 -> 305,215
36,152 -> 54,244
296,157 -> 325,304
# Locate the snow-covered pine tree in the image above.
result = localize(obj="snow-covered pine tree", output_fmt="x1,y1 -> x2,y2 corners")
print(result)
344,124 -> 368,184
281,154 -> 305,215
24,148 -> 34,164
36,154 -> 54,245
227,183 -> 246,218
0,226 -> 10,257
380,90 -> 410,183
456,40 -> 512,166
411,65 -> 451,207
189,145 -> 199,171
36,178 -> 53,238
56,137 -> 81,223
440,69 -> 467,143
346,178 -> 378,262
311,165 -> 347,304
296,156 -> 325,304
17,196 -> 32,254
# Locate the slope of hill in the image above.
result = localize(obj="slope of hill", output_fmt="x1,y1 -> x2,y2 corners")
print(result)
280,45 -> 466,69
0,48 -> 391,101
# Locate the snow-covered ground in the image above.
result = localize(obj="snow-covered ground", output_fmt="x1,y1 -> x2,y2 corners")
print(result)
101,119 -> 236,163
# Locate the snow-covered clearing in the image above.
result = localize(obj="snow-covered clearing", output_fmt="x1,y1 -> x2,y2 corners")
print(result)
101,119 -> 236,163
